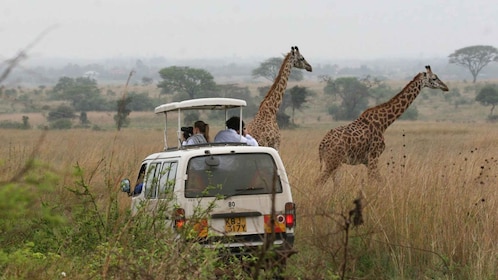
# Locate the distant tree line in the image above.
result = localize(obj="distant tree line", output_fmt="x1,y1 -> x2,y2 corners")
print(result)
2,44 -> 498,130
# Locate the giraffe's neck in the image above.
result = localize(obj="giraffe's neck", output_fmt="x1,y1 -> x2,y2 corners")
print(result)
358,73 -> 424,131
257,53 -> 293,116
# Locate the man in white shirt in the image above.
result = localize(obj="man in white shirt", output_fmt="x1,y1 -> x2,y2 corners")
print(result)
214,116 -> 258,146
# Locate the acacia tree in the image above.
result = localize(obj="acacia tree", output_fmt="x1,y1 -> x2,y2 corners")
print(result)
157,66 -> 216,99
324,77 -> 370,120
252,57 -> 304,82
476,85 -> 498,117
449,45 -> 498,83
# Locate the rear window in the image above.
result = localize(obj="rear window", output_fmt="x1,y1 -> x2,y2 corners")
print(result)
185,153 -> 282,198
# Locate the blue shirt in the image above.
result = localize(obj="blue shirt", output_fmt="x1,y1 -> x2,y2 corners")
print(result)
214,129 -> 251,144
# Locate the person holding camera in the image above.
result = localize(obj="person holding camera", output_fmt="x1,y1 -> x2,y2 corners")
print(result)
182,120 -> 210,146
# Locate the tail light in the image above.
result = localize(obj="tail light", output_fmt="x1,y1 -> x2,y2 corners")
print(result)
174,208 -> 185,229
285,202 -> 296,228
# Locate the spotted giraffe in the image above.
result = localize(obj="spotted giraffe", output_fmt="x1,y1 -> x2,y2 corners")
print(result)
317,65 -> 449,185
246,46 -> 312,150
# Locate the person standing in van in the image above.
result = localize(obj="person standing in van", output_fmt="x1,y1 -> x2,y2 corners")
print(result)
184,120 -> 210,145
214,116 -> 258,146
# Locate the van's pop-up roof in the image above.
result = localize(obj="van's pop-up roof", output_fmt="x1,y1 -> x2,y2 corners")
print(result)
154,98 -> 247,150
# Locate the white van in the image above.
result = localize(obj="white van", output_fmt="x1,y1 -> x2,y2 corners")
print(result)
121,98 -> 296,263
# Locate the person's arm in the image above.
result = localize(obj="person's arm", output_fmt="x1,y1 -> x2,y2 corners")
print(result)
244,133 -> 259,146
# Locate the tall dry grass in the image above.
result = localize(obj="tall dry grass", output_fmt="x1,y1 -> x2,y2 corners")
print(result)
281,121 -> 497,279
0,122 -> 496,279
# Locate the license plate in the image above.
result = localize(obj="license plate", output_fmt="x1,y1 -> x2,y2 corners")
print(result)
225,217 -> 246,233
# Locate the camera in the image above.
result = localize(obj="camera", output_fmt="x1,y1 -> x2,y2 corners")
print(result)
181,126 -> 193,139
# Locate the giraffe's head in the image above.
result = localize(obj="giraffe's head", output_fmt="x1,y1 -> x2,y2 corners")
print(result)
290,46 -> 312,72
422,65 -> 449,92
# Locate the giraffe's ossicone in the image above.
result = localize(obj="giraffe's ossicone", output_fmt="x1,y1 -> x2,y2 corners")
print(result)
317,65 -> 449,185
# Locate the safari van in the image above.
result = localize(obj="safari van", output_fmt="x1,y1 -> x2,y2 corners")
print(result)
121,98 -> 296,263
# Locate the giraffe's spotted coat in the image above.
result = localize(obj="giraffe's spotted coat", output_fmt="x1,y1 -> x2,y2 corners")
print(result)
246,46 -> 312,150
317,66 -> 449,185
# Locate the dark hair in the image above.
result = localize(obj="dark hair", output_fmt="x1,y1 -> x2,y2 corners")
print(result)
194,120 -> 210,142
225,116 -> 245,131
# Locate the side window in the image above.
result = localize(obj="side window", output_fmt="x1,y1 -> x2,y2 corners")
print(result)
158,161 -> 178,199
145,162 -> 162,199
133,163 -> 147,196
145,161 -> 178,199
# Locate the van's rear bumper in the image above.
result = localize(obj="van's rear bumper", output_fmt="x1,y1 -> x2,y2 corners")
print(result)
200,233 -> 296,258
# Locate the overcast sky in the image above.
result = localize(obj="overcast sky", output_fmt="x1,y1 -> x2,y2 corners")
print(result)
1,0 -> 497,62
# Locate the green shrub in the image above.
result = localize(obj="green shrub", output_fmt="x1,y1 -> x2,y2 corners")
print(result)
49,119 -> 72,129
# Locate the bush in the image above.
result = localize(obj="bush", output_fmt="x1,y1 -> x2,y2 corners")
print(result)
0,161 -> 263,279
47,105 -> 76,122
49,119 -> 72,130
0,116 -> 31,129
486,114 -> 498,122
0,120 -> 24,129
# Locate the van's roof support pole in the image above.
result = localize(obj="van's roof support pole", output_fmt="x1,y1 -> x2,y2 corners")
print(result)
163,113 -> 168,150
239,107 -> 244,139
177,109 -> 182,147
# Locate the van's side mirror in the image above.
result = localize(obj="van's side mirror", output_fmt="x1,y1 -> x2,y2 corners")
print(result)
121,179 -> 131,194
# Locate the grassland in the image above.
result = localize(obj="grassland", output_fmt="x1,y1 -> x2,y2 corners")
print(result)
1,119 -> 497,279
0,76 -> 497,278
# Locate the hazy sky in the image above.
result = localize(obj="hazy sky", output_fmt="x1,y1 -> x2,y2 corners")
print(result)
1,0 -> 497,62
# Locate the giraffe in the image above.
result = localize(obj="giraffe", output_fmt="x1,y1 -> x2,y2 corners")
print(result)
317,65 -> 449,185
246,46 -> 312,150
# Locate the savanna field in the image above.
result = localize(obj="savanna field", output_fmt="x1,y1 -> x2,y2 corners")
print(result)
1,119 -> 497,279
0,75 -> 497,279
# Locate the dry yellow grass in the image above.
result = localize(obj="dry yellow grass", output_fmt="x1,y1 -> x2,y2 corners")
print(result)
282,122 -> 498,278
0,121 -> 497,278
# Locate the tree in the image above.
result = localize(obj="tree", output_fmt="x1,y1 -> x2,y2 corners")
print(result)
52,77 -> 108,111
157,66 -> 216,99
47,104 -> 77,122
252,57 -> 304,82
287,86 -> 311,125
324,77 -> 370,120
128,92 -> 155,111
449,45 -> 498,83
141,77 -> 153,86
475,85 -> 498,117
79,111 -> 90,125
216,84 -> 258,116
47,104 -> 76,129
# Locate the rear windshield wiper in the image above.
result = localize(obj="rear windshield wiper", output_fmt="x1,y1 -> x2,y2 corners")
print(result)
223,187 -> 264,199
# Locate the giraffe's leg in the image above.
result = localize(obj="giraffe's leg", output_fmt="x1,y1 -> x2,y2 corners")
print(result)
367,157 -> 382,181
316,161 -> 340,186
332,168 -> 341,186
316,171 -> 331,185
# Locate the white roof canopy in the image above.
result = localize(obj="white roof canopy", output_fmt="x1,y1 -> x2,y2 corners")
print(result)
154,98 -> 247,150
154,98 -> 246,114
